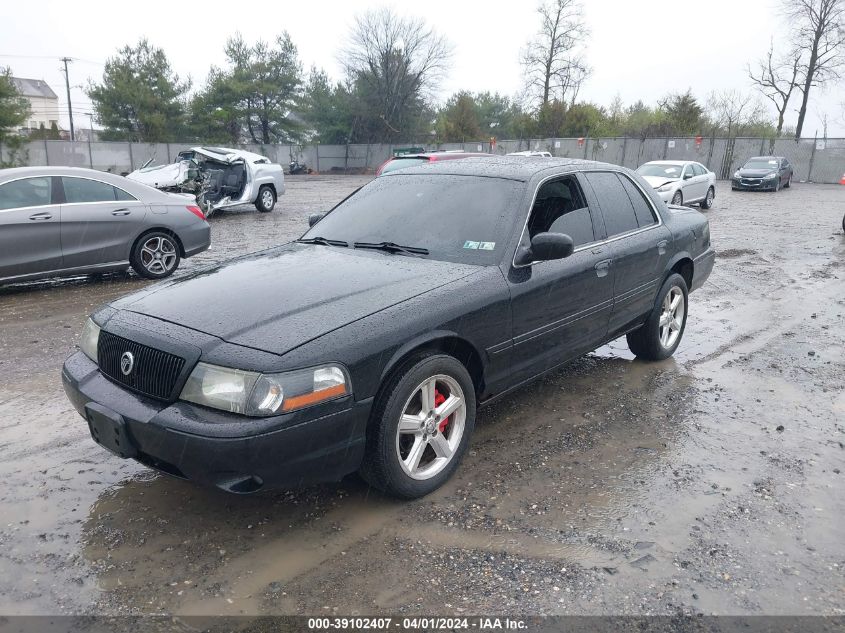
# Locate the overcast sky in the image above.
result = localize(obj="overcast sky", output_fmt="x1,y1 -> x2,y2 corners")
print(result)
2,0 -> 843,137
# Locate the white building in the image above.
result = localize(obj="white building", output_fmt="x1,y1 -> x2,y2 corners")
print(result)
11,77 -> 60,132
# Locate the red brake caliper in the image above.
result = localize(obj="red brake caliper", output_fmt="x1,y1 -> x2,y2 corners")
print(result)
434,389 -> 449,433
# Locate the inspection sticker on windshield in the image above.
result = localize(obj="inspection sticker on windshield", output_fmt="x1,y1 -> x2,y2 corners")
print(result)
479,242 -> 496,250
463,241 -> 480,249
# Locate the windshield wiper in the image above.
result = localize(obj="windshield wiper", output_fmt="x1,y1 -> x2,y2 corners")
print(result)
353,241 -> 430,256
296,236 -> 348,247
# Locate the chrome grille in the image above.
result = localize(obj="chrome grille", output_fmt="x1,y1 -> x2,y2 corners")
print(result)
97,330 -> 185,400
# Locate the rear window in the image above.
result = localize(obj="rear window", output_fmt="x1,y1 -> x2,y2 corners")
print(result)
380,158 -> 428,174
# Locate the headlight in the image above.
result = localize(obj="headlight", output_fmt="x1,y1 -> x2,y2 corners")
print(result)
733,172 -> 741,179
180,362 -> 350,416
79,318 -> 100,362
657,184 -> 674,192
764,172 -> 778,179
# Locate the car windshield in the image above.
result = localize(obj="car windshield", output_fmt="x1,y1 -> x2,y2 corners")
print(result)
302,174 -> 525,264
637,163 -> 684,178
380,157 -> 429,174
743,158 -> 780,169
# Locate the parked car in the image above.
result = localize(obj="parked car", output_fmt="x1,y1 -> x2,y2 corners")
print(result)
63,157 -> 714,499
731,156 -> 793,191
636,160 -> 716,208
508,150 -> 553,157
375,151 -> 489,176
0,167 -> 210,284
127,147 -> 285,216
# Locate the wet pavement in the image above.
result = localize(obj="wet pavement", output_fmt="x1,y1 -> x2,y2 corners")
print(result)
0,176 -> 842,616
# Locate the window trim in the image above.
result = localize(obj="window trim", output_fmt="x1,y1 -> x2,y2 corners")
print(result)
0,175 -> 55,213
511,169 -> 663,269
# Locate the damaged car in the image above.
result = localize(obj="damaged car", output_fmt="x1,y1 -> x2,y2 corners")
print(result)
127,147 -> 285,216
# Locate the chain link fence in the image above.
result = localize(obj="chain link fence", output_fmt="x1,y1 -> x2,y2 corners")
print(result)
2,136 -> 844,183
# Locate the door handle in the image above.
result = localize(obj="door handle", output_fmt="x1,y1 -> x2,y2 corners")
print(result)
657,239 -> 668,255
29,211 -> 52,220
594,259 -> 612,278
111,208 -> 130,216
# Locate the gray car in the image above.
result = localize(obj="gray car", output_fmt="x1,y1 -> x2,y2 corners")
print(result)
0,166 -> 210,284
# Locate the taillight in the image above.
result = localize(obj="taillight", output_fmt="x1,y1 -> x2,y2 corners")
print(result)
186,205 -> 205,220
375,159 -> 391,176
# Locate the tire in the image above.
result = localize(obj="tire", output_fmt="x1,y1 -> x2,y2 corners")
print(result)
784,175 -> 791,188
671,191 -> 683,206
130,231 -> 181,280
773,178 -> 781,192
700,186 -> 715,209
626,273 -> 689,361
360,353 -> 476,499
255,185 -> 276,212
841,213 -> 845,233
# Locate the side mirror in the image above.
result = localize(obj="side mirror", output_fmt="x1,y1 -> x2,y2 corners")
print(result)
683,172 -> 693,180
308,213 -> 325,227
514,232 -> 574,266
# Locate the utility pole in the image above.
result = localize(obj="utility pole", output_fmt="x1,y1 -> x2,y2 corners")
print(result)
60,57 -> 75,141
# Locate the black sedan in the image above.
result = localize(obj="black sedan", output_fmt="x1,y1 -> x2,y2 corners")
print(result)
731,156 -> 793,191
62,157 -> 715,499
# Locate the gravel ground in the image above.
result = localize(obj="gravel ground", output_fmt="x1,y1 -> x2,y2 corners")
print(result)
0,175 -> 842,617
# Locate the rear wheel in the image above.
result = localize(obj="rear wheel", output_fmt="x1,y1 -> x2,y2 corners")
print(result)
627,273 -> 688,361
360,354 -> 476,499
255,185 -> 276,212
130,232 -> 181,279
671,191 -> 683,206
700,186 -> 715,209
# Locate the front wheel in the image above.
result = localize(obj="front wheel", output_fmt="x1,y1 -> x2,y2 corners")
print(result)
700,186 -> 715,209
130,232 -> 181,279
671,191 -> 683,206
360,354 -> 476,499
784,175 -> 791,188
626,273 -> 689,360
255,185 -> 276,212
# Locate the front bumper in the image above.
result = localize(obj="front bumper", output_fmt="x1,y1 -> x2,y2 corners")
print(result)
655,189 -> 675,202
62,351 -> 370,493
731,178 -> 778,191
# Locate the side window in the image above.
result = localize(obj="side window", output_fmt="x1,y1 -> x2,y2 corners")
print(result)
618,175 -> 657,228
114,187 -> 137,201
693,164 -> 706,176
781,159 -> 789,168
0,177 -> 52,210
62,177 -> 117,203
584,172 -> 639,237
527,177 -> 594,247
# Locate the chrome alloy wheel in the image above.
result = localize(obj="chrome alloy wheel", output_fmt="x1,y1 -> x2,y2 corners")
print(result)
705,188 -> 714,206
261,188 -> 275,209
659,286 -> 685,348
395,374 -> 466,480
140,236 -> 178,275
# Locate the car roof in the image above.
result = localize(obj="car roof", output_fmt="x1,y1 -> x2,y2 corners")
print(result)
381,155 -> 617,182
391,151 -> 488,159
641,160 -> 701,165
748,156 -> 782,160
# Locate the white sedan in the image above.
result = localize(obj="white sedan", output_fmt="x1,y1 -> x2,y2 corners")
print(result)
636,160 -> 715,208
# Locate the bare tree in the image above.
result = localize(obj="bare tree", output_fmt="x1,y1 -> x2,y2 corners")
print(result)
748,40 -> 802,138
785,0 -> 845,138
521,0 -> 590,109
706,89 -> 768,137
340,8 -> 452,142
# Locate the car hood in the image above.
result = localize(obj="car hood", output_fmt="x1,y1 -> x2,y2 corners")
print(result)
127,161 -> 191,188
736,168 -> 777,177
111,243 -> 482,356
641,175 -> 678,189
